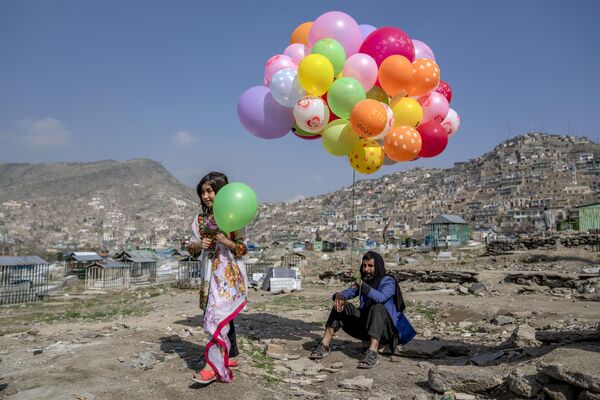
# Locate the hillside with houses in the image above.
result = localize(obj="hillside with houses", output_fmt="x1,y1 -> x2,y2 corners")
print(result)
249,132 -> 600,247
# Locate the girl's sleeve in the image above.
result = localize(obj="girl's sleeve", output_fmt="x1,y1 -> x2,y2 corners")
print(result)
230,228 -> 248,258
188,214 -> 202,257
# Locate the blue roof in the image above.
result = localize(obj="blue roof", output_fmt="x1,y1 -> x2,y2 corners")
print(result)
0,256 -> 48,266
428,214 -> 468,225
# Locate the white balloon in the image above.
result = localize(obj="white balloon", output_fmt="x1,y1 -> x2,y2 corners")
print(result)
441,108 -> 460,137
293,96 -> 330,133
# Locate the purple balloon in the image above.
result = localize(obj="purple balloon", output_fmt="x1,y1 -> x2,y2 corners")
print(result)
412,39 -> 436,61
359,24 -> 376,40
309,11 -> 362,57
237,86 -> 293,139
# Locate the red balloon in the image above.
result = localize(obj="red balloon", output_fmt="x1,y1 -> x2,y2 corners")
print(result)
435,80 -> 453,103
321,92 -> 340,122
417,121 -> 448,158
292,127 -> 321,140
359,27 -> 415,66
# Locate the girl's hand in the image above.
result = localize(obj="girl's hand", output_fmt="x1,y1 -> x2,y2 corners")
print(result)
200,238 -> 213,250
215,233 -> 236,251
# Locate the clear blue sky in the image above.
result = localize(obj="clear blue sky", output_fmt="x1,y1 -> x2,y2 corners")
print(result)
1,1 -> 599,202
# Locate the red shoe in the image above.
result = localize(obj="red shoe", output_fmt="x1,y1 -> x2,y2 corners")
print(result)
228,359 -> 239,368
192,369 -> 216,384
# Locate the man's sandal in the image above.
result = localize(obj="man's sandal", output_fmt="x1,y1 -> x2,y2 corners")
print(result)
192,369 -> 216,384
357,349 -> 379,369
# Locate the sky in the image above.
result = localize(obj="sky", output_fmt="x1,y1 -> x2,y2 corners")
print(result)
1,1 -> 599,202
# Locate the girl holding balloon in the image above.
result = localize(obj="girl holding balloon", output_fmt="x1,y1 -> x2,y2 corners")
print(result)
188,171 -> 249,384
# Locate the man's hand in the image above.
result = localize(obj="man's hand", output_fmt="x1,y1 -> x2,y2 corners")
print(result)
333,293 -> 346,312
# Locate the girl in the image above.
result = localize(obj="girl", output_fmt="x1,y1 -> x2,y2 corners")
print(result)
188,172 -> 248,384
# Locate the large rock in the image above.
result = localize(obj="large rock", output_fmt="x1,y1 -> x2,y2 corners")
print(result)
285,358 -> 323,376
428,365 -> 504,393
510,324 -> 542,348
507,370 -> 543,398
537,347 -> 600,393
492,315 -> 515,325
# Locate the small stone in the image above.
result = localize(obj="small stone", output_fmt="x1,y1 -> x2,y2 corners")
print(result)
33,349 -> 43,355
507,370 -> 542,398
492,315 -> 515,325
339,375 -> 373,391
330,362 -> 344,369
266,343 -> 284,357
455,393 -> 476,400
27,328 -> 40,336
509,324 -> 541,348
468,283 -> 486,296
458,321 -> 473,329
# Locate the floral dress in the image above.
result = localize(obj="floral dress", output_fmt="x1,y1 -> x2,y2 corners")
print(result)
190,214 -> 248,382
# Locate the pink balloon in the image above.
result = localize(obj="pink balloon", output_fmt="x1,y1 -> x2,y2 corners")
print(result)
412,39 -> 436,61
441,108 -> 460,137
342,53 -> 378,92
435,80 -> 453,103
264,55 -> 297,86
309,11 -> 362,57
417,92 -> 450,124
359,27 -> 415,65
284,43 -> 309,65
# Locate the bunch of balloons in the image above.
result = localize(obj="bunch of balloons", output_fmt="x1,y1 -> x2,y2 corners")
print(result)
237,11 -> 460,174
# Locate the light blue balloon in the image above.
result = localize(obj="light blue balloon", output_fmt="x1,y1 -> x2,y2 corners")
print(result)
269,68 -> 305,108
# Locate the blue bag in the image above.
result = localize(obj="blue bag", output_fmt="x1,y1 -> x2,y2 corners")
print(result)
397,313 -> 416,345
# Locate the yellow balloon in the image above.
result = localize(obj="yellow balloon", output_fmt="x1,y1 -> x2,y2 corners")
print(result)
347,138 -> 384,174
298,54 -> 334,96
322,120 -> 359,156
391,97 -> 423,128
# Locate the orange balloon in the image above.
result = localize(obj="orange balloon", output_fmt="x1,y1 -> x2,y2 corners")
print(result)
407,58 -> 440,97
378,55 -> 413,97
350,99 -> 394,138
290,22 -> 313,46
384,126 -> 422,161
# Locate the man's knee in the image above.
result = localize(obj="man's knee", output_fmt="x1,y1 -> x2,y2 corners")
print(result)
368,303 -> 387,317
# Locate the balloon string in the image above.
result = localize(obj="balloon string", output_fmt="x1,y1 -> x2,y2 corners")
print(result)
350,169 -> 356,271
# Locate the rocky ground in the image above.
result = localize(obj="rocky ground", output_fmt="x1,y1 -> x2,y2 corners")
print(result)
1,247 -> 600,400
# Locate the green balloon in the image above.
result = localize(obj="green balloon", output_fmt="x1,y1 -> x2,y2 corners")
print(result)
366,86 -> 389,105
213,182 -> 258,233
311,38 -> 346,76
322,119 -> 359,156
327,77 -> 366,120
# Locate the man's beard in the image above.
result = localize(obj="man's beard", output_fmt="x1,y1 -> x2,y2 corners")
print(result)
363,272 -> 376,282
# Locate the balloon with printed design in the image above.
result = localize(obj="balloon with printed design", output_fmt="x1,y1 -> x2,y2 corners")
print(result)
311,38 -> 346,76
322,119 -> 359,156
417,92 -> 449,124
290,21 -> 313,46
412,39 -> 436,61
342,53 -> 378,92
359,27 -> 415,65
391,97 -> 423,128
350,99 -> 394,139
293,96 -> 330,133
441,108 -> 460,138
417,121 -> 448,157
435,80 -> 453,103
284,43 -> 309,64
309,11 -> 362,57
270,69 -> 305,108
378,55 -> 413,97
327,77 -> 366,120
298,54 -> 334,96
347,138 -> 384,174
407,58 -> 440,96
264,55 -> 297,86
384,126 -> 422,162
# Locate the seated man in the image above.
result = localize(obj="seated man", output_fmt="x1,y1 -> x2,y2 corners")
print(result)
309,251 -> 415,368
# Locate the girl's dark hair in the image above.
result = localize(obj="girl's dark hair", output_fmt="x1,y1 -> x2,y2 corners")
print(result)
196,172 -> 228,214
